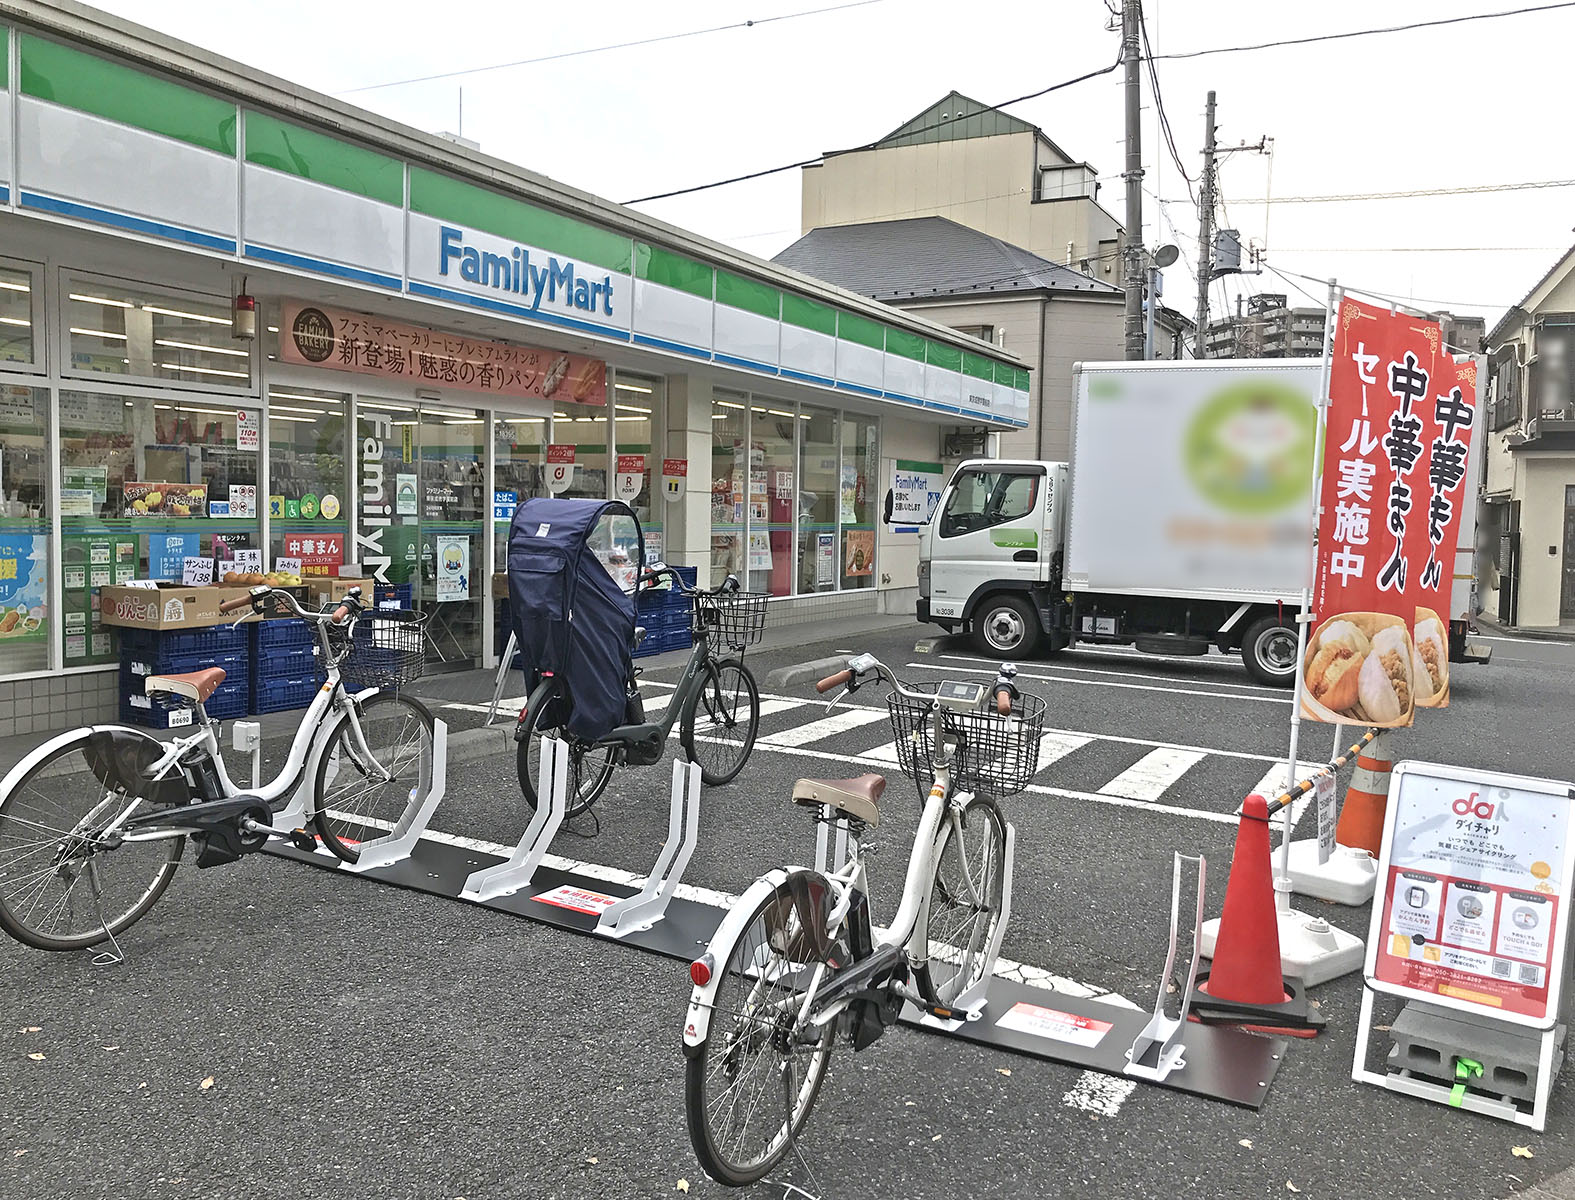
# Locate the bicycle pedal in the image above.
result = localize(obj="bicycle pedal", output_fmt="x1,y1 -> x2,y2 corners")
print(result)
289,828 -> 318,852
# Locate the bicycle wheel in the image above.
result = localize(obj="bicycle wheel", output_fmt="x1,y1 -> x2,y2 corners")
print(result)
680,657 -> 760,786
0,735 -> 184,951
685,883 -> 836,1186
515,678 -> 615,819
916,794 -> 1007,1007
314,693 -> 436,863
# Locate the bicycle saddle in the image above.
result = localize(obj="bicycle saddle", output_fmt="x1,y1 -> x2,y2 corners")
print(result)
145,667 -> 227,702
792,774 -> 886,828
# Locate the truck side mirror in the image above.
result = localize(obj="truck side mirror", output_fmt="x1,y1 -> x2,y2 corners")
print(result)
882,488 -> 893,524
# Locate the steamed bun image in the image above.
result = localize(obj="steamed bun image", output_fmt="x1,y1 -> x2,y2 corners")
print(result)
1302,612 -> 1417,728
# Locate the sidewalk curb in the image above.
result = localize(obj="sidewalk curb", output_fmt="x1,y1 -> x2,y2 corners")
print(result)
1473,615 -> 1575,644
765,655 -> 848,691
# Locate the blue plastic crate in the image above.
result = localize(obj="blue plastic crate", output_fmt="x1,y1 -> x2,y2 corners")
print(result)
249,673 -> 324,715
253,618 -> 317,651
121,650 -> 248,686
120,681 -> 248,728
253,643 -> 323,682
119,624 -> 247,659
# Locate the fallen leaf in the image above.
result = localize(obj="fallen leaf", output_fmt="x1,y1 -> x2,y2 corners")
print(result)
1308,999 -> 1321,1009
931,1134 -> 942,1142
26,1053 -> 43,1062
19,1027 -> 39,1034
904,1100 -> 916,1107
1513,1146 -> 1535,1159
676,1181 -> 690,1194
199,1077 -> 215,1091
1239,1138 -> 1254,1149
586,1158 -> 599,1165
13,1150 -> 26,1158
1088,1114 -> 1099,1121
1373,1024 -> 1391,1032
996,1068 -> 1012,1077
103,1046 -> 119,1052
1286,1183 -> 1301,1194
137,1082 -> 147,1089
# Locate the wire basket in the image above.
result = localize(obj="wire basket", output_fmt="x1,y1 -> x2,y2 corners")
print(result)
692,589 -> 768,648
330,609 -> 429,690
885,686 -> 1047,797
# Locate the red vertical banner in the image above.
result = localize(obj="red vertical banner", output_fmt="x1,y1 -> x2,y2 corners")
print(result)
1302,297 -> 1474,726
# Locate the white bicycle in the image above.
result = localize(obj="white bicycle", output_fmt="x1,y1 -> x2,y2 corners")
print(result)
682,653 -> 1042,1186
0,585 -> 433,953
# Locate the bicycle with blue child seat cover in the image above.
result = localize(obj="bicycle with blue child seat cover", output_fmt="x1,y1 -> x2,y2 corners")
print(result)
514,566 -> 764,820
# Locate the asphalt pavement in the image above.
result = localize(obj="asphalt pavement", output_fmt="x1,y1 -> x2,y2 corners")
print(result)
5,621 -> 1575,1199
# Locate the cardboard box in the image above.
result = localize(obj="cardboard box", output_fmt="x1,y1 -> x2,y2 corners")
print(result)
99,584 -> 261,631
304,578 -> 411,607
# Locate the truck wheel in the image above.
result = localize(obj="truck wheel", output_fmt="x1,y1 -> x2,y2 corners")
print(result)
1241,615 -> 1299,687
972,595 -> 1041,659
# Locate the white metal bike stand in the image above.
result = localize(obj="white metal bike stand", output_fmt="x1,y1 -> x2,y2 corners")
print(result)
1126,852 -> 1207,1083
460,736 -> 569,901
918,821 -> 1017,1031
486,630 -> 518,726
344,720 -> 448,874
596,757 -> 703,939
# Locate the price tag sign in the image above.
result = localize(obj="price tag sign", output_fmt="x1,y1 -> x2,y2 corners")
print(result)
218,559 -> 236,580
181,557 -> 214,586
233,549 -> 263,574
1316,772 -> 1337,864
275,557 -> 302,576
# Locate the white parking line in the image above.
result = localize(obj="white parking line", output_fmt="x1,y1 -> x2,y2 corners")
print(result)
760,705 -> 889,747
906,660 -> 1293,706
1063,1072 -> 1138,1116
1098,748 -> 1208,801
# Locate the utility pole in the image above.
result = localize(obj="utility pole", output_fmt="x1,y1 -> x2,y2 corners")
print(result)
1121,0 -> 1145,360
1193,90 -> 1217,357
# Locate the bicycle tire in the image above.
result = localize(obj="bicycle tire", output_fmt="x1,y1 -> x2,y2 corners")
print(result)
679,657 -> 760,787
685,881 -> 836,1186
0,733 -> 184,951
915,794 -> 1007,1008
314,692 -> 436,863
515,677 -> 615,819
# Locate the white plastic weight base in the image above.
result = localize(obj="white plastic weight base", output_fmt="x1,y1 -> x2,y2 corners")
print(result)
1199,906 -> 1365,988
1284,839 -> 1378,906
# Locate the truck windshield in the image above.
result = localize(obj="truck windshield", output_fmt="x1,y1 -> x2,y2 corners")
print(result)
939,470 -> 1040,537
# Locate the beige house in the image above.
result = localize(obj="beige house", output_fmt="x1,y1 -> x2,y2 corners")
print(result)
1482,247 -> 1575,628
801,91 -> 1127,282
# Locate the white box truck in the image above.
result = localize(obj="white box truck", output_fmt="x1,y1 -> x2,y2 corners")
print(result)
915,359 -> 1487,684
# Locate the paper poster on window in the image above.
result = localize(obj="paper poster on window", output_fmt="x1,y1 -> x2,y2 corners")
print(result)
643,529 -> 663,566
889,460 -> 945,527
747,530 -> 771,571
844,529 -> 874,578
494,490 -> 518,521
816,533 -> 836,587
840,462 -> 859,523
0,534 -> 47,642
236,409 -> 260,451
436,534 -> 470,601
281,533 -> 344,576
396,473 -> 418,516
229,485 -> 257,519
60,490 -> 94,517
63,465 -> 108,506
0,387 -> 36,424
150,533 -> 201,580
124,482 -> 206,518
1369,763 -> 1575,1027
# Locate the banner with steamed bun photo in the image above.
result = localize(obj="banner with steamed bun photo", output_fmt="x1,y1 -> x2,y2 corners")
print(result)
1302,298 -> 1477,728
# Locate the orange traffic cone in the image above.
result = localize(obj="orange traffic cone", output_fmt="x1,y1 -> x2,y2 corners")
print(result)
1193,793 -> 1326,1036
1334,733 -> 1393,856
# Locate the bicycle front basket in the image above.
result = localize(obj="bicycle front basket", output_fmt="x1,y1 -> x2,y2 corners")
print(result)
337,609 -> 428,691
885,685 -> 1046,798
693,590 -> 768,648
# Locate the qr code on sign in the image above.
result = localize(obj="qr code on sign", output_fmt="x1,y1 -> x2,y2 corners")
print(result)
1520,964 -> 1540,986
1493,959 -> 1512,978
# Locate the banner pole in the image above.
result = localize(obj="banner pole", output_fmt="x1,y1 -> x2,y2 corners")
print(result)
1277,278 -> 1342,910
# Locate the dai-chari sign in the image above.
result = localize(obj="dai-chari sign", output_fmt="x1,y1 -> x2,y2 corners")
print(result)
406,215 -> 633,333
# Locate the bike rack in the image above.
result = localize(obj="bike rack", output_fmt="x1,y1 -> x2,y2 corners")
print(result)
460,736 -> 569,902
1125,851 -> 1207,1083
344,720 -> 448,874
596,757 -> 703,939
918,821 -> 1017,1030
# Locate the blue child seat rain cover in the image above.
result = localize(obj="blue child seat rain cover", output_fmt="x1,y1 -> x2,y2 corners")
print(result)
508,496 -> 641,742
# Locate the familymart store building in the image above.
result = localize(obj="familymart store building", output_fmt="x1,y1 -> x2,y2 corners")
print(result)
0,2 -> 1027,736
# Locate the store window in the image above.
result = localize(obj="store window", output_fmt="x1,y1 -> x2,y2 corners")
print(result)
710,394 -> 747,586
267,388 -> 349,576
558,405 -> 609,501
59,389 -> 261,666
614,373 -> 664,563
751,400 -> 798,597
841,417 -> 878,590
63,274 -> 252,391
493,410 -> 548,566
0,386 -> 50,673
797,405 -> 840,593
0,262 -> 38,368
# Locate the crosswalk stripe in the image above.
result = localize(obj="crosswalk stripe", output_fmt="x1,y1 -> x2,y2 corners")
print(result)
761,705 -> 888,747
1246,761 -> 1326,803
1039,732 -> 1093,768
1098,747 -> 1208,801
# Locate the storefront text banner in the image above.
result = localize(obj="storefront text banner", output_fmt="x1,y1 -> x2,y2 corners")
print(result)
280,303 -> 607,406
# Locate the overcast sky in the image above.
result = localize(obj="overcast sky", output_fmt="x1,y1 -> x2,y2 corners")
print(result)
93,0 -> 1575,331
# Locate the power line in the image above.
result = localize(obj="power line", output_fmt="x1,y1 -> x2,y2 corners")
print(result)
622,53 -> 1125,205
1270,245 -> 1564,254
1264,261 -> 1516,311
337,0 -> 886,93
1182,177 -> 1575,204
1149,1 -> 1575,61
1137,14 -> 1193,201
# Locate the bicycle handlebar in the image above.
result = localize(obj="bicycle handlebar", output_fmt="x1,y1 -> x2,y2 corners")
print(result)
225,584 -> 362,625
816,669 -> 852,694
820,652 -> 1024,715
639,565 -> 743,600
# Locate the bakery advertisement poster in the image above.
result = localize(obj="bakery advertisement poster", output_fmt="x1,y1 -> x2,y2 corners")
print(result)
1301,298 -> 1477,728
1368,762 -> 1574,1027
